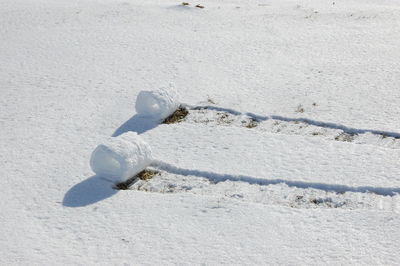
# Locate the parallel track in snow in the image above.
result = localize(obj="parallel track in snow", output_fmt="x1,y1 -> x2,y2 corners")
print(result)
183,105 -> 400,150
119,104 -> 400,211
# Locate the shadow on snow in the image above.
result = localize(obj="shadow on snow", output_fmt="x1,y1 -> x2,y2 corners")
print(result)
63,175 -> 117,207
64,114 -> 160,207
112,114 -> 159,137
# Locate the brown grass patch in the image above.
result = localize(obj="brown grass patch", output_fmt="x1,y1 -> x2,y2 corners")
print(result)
335,132 -> 355,142
245,119 -> 258,128
163,107 -> 189,124
136,169 -> 159,180
114,169 -> 160,190
216,112 -> 234,125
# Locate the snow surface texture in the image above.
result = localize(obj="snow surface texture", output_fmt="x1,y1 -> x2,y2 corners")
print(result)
184,107 -> 400,149
145,123 -> 400,193
90,132 -> 152,182
135,87 -> 180,121
2,0 -> 400,264
132,173 -> 400,212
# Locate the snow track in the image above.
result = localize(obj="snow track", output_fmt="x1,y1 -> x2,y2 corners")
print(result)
130,107 -> 400,212
150,160 -> 400,197
184,105 -> 400,149
107,99 -> 400,210
130,171 -> 400,212
105,101 -> 400,213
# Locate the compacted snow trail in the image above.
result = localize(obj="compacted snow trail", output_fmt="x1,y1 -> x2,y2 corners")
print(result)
131,173 -> 400,212
2,0 -> 400,264
124,103 -> 400,211
184,106 -> 400,149
142,123 -> 400,192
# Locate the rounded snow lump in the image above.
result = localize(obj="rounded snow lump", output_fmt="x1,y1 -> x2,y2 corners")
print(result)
135,87 -> 179,121
90,132 -> 153,182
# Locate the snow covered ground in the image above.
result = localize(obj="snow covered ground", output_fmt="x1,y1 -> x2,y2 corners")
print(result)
1,0 -> 400,264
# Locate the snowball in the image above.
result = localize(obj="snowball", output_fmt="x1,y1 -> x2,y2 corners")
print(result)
90,132 -> 153,182
135,87 -> 180,121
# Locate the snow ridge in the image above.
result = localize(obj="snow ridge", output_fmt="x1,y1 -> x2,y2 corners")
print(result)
151,160 -> 400,196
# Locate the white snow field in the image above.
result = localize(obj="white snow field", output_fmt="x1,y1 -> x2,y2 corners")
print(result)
1,0 -> 400,264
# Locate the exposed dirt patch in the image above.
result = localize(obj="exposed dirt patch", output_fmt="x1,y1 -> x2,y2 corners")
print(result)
312,132 -> 323,136
114,169 -> 160,190
335,132 -> 355,142
309,197 -> 347,208
244,118 -> 258,128
163,107 -> 189,124
137,169 -> 159,181
216,112 -> 234,125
